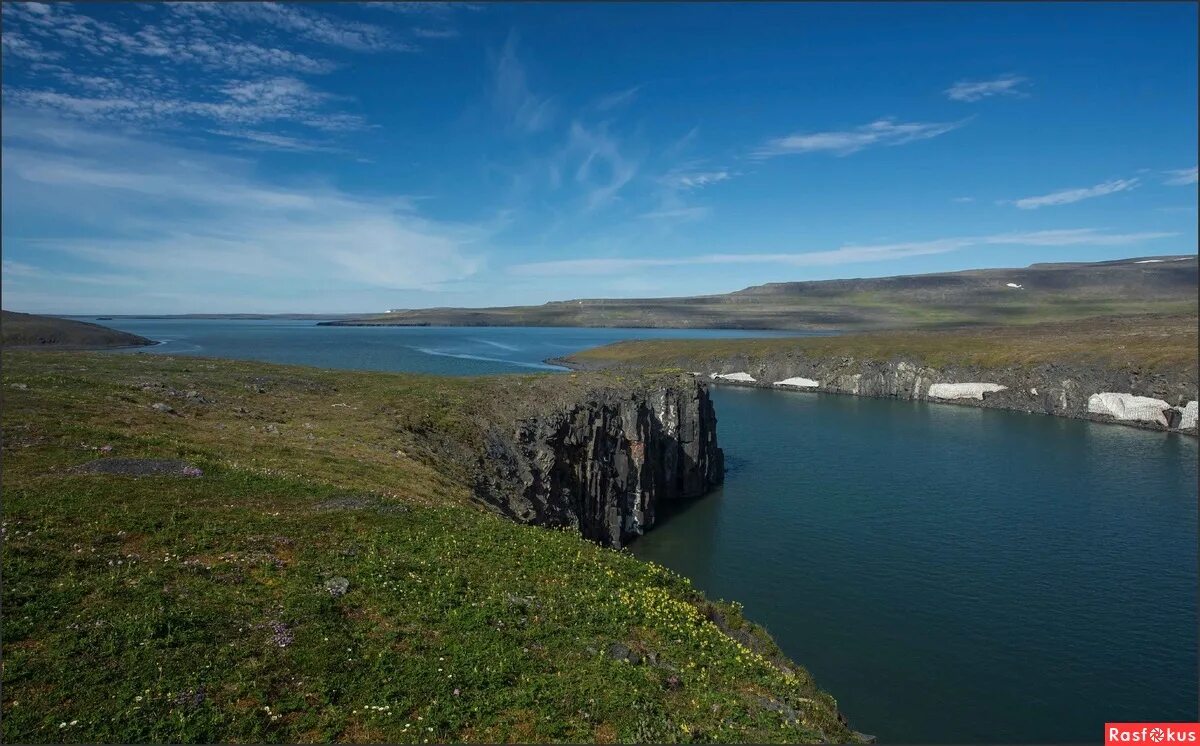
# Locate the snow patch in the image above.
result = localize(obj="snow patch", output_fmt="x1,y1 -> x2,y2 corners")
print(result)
1178,401 -> 1197,430
1087,392 -> 1172,427
1005,282 -> 1023,289
713,372 -> 756,383
927,382 -> 1008,400
774,377 -> 820,388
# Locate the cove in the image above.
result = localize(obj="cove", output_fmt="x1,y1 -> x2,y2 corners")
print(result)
632,386 -> 1198,743
95,318 -> 1197,743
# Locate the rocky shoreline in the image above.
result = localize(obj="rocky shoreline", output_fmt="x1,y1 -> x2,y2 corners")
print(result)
551,354 -> 1199,437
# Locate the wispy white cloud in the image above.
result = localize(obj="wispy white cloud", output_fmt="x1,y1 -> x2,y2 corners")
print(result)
1010,178 -> 1139,209
1164,166 -> 1198,186
566,121 -> 639,209
637,166 -> 730,224
509,228 -> 1177,276
170,3 -> 404,52
4,2 -> 348,67
2,116 -> 486,305
592,85 -> 641,112
1,2 -> 455,149
952,196 -> 975,203
753,117 -> 966,158
7,76 -> 369,133
638,206 -> 711,222
491,33 -> 555,134
208,129 -> 344,153
1,259 -> 143,288
980,228 -> 1174,246
413,27 -> 459,39
365,3 -> 483,15
945,75 -> 1028,102
665,170 -> 731,190
1,30 -> 62,61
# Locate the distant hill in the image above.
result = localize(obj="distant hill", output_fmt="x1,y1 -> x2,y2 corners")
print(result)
322,254 -> 1199,331
1,311 -> 156,349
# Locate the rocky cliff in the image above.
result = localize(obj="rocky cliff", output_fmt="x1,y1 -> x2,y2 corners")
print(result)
472,376 -> 723,547
558,316 -> 1199,436
571,354 -> 1198,435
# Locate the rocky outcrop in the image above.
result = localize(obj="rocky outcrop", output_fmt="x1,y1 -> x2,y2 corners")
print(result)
698,357 -> 1197,435
560,354 -> 1198,436
927,382 -> 1008,400
473,377 -> 723,547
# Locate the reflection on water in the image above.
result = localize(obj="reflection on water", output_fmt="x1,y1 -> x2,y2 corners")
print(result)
634,387 -> 1198,743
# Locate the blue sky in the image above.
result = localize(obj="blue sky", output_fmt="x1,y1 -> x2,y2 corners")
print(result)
2,1 -> 1196,314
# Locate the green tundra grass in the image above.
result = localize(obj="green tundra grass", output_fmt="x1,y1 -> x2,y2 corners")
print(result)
565,313 -> 1200,375
1,351 -> 858,744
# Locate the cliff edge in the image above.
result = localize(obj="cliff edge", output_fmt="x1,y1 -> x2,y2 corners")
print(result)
474,377 -> 723,547
559,314 -> 1199,436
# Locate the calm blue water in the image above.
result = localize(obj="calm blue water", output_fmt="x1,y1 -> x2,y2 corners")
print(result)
92,318 -> 1198,743
91,317 -> 795,374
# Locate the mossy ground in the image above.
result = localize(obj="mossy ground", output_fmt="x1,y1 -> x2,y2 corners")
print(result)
567,313 -> 1200,375
1,351 -> 854,743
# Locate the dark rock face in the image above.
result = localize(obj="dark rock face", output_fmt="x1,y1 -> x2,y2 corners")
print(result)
805,359 -> 1194,433
659,357 -> 1197,435
473,379 -> 723,547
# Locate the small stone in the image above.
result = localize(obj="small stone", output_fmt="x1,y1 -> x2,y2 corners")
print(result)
324,577 -> 350,597
150,403 -> 174,414
607,642 -> 642,665
9,383 -> 27,390
265,424 -> 280,434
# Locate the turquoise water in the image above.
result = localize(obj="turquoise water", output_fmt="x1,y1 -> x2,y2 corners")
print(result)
94,318 -> 1198,743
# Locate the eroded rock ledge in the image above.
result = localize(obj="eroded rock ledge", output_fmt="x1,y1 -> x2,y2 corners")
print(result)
559,355 -> 1198,436
472,376 -> 723,547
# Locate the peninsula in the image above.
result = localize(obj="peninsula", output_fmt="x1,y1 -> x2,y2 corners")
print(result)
1,310 -> 156,350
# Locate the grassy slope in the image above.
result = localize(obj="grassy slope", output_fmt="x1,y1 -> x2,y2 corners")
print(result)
329,257 -> 1198,332
1,351 -> 855,744
1,311 -> 155,349
565,314 -> 1200,375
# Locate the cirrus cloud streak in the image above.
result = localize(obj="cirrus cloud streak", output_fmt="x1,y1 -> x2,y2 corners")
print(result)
509,229 -> 1178,276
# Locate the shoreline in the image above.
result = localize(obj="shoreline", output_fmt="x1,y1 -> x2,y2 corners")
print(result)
4,339 -> 162,352
549,355 -> 1200,438
2,349 -> 868,744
